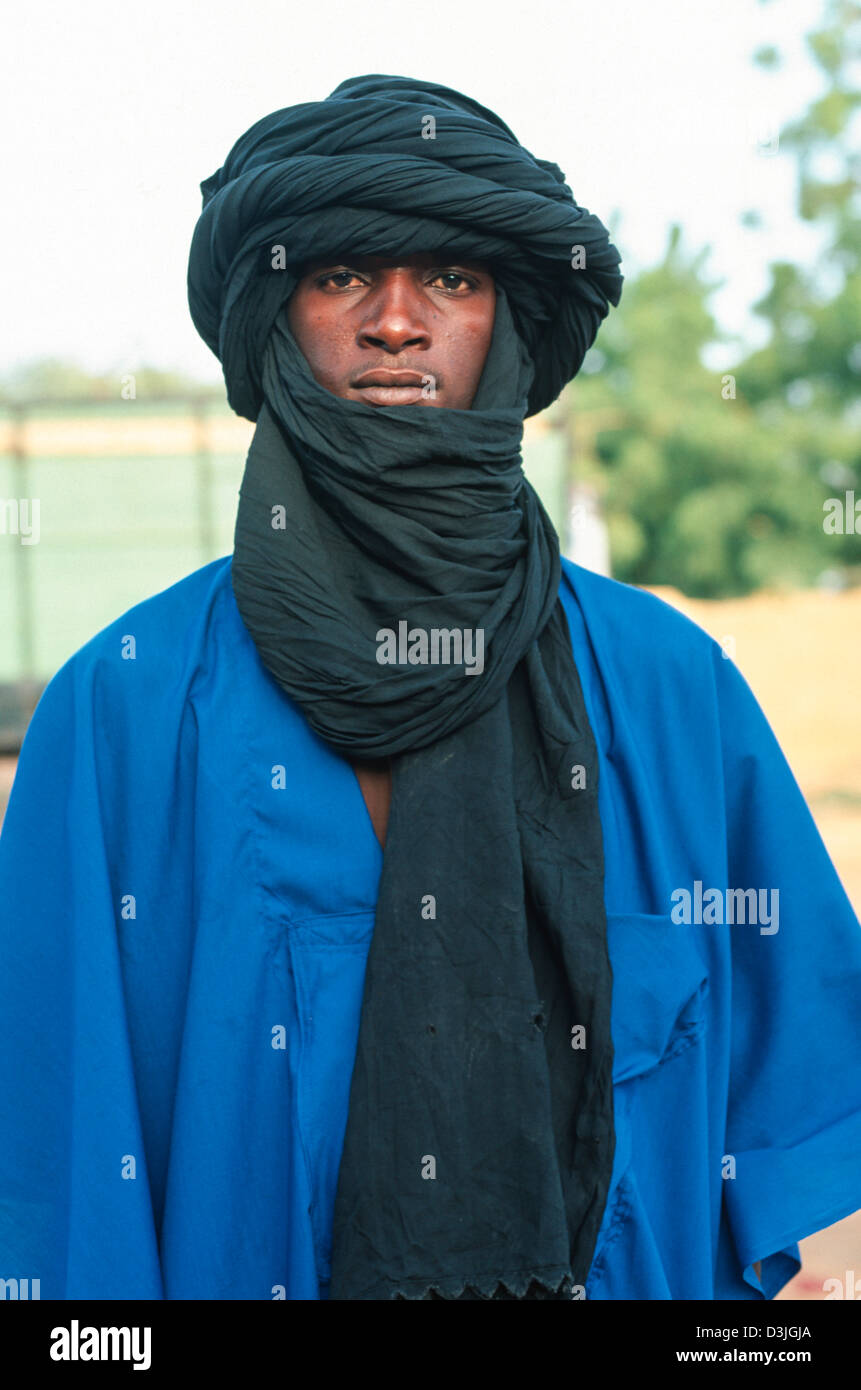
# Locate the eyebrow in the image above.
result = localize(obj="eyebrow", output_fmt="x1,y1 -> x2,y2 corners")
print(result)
302,257 -> 492,274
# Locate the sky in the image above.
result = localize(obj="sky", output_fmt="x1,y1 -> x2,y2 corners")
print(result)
0,0 -> 833,385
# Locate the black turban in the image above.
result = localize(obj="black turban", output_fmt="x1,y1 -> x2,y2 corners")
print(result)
188,72 -> 622,419
187,74 -> 622,1301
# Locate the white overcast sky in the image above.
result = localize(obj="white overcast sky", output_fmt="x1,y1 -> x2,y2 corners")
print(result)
0,0 -> 834,383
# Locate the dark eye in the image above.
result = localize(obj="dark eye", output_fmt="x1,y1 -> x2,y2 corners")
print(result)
315,270 -> 364,289
430,270 -> 477,292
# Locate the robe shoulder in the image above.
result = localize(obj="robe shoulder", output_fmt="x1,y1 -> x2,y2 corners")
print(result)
558,554 -> 744,773
1,555 -> 246,932
560,554 -> 724,677
37,554 -> 236,712
7,556 -> 247,803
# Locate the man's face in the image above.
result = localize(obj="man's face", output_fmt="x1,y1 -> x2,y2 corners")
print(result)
286,252 -> 496,409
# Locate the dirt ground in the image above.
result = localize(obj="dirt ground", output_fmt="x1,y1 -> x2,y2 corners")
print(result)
1,580 -> 858,1299
0,756 -> 17,820
0,412 -> 254,457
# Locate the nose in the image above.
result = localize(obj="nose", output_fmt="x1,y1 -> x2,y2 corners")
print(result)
356,269 -> 432,354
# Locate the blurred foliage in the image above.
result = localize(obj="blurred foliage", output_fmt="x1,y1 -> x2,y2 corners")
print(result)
564,0 -> 861,596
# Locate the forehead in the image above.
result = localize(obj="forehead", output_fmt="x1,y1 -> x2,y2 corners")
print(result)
297,252 -> 493,276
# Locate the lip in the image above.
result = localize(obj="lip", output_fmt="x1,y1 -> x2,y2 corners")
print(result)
353,369 -> 426,387
352,369 -> 431,407
355,384 -> 425,406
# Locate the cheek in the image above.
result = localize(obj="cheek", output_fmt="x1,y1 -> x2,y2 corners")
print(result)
285,292 -> 303,336
286,297 -> 314,361
461,310 -> 495,380
287,300 -> 346,383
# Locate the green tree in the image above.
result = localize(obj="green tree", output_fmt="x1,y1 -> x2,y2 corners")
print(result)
743,0 -> 861,575
565,0 -> 861,596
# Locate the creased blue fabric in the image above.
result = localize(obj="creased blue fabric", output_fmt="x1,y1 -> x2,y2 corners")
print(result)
1,557 -> 859,1299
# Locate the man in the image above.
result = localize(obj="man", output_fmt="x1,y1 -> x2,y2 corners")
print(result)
1,74 -> 859,1302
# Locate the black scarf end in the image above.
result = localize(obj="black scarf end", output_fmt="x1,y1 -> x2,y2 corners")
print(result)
382,1266 -> 577,1301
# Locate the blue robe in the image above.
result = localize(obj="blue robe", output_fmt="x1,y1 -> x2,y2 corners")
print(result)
1,555 -> 859,1300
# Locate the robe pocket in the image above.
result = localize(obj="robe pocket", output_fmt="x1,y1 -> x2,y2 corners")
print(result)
586,911 -> 710,1288
607,911 -> 709,1085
